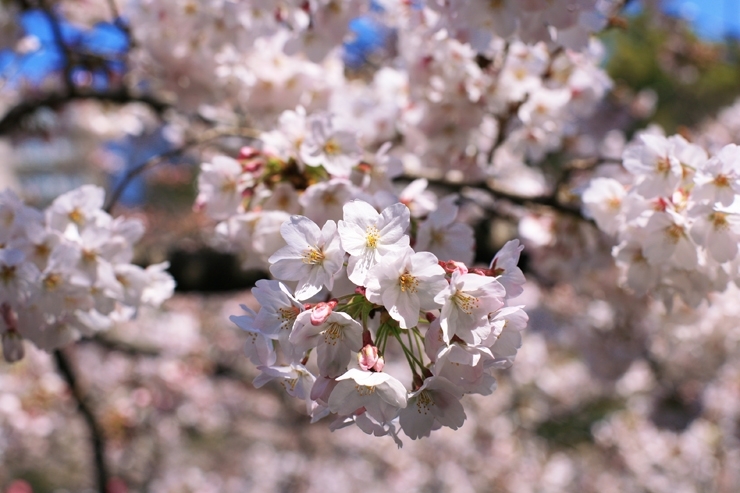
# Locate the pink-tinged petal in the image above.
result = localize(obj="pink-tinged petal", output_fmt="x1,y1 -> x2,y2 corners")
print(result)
707,229 -> 738,263
399,398 -> 436,439
281,215 -> 320,247
375,376 -> 408,409
317,339 -> 351,378
342,200 -> 379,231
673,237 -> 698,268
328,379 -> 367,415
390,290 -> 421,329
338,223 -> 368,256
377,203 -> 411,244
294,265 -> 325,300
269,256 -> 312,281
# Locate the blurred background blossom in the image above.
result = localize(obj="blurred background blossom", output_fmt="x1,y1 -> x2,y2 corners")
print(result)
3,0 -> 740,492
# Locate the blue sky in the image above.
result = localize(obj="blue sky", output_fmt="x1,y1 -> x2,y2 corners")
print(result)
0,10 -> 127,86
661,0 -> 740,40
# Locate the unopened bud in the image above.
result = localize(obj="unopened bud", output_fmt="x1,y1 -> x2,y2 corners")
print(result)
238,146 -> 260,160
2,331 -> 24,363
1,303 -> 18,332
439,260 -> 468,275
354,286 -> 366,296
310,302 -> 333,326
358,344 -> 384,372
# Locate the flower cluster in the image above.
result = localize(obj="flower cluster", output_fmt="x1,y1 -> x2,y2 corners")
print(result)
0,185 -> 175,362
230,200 -> 527,442
196,108 -> 475,269
582,133 -> 740,308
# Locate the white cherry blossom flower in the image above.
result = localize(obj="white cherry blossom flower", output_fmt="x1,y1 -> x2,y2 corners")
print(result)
489,240 -> 527,298
195,155 -> 250,220
399,375 -> 466,439
268,216 -> 345,300
642,211 -> 698,268
254,364 -> 316,415
415,195 -> 475,265
230,304 -> 276,367
300,113 -> 362,177
435,270 -> 506,345
328,368 -> 408,425
622,134 -> 682,199
693,143 -> 740,206
365,247 -> 447,329
290,310 -> 363,377
252,279 -> 304,339
338,200 -> 410,286
689,205 -> 740,263
299,179 -> 370,225
582,177 -> 627,235
46,185 -> 107,233
0,248 -> 38,307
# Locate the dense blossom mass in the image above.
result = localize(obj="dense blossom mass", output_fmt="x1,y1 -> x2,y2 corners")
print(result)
583,134 -> 740,309
3,0 -> 740,487
229,200 -> 527,441
0,186 -> 175,362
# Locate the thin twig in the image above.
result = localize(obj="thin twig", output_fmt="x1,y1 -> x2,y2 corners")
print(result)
104,127 -> 260,213
54,349 -> 109,493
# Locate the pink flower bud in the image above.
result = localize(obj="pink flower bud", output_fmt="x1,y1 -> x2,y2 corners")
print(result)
238,146 -> 260,160
439,260 -> 468,275
358,344 -> 384,372
354,286 -> 366,296
310,302 -> 333,326
310,375 -> 338,403
1,303 -> 17,332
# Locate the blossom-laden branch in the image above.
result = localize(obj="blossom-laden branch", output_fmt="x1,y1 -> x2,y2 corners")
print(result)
53,349 -> 109,493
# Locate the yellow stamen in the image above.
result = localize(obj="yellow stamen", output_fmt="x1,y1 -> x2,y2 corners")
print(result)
68,208 -> 84,225
302,247 -> 325,265
365,225 -> 381,249
355,385 -> 376,396
323,138 -> 341,156
452,291 -> 479,315
399,272 -> 419,293
43,273 -> 62,290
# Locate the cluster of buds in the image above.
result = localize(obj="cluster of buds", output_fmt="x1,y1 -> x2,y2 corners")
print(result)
0,185 -> 175,362
230,200 -> 527,443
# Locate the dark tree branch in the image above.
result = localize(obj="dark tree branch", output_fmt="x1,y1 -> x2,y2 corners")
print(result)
399,174 -> 590,222
40,0 -> 75,91
83,335 -> 161,357
54,349 -> 109,493
0,88 -> 170,135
